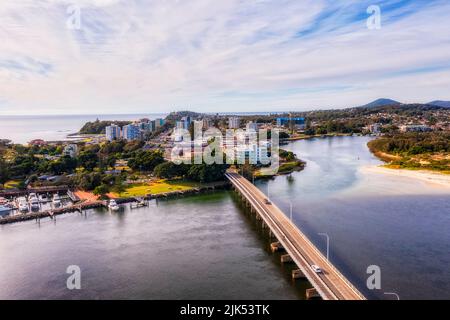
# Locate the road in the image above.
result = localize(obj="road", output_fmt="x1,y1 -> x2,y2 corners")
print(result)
226,171 -> 365,300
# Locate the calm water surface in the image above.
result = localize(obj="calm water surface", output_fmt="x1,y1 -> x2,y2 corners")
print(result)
0,136 -> 449,299
0,114 -> 166,144
256,136 -> 450,300
0,192 -> 304,299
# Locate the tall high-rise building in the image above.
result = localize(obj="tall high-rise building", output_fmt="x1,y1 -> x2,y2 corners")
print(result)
181,116 -> 191,130
228,117 -> 240,129
122,124 -> 141,141
246,121 -> 258,131
202,118 -> 212,130
176,121 -> 185,129
105,124 -> 122,141
154,118 -> 165,129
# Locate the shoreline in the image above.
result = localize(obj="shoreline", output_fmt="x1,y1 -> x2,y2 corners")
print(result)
0,182 -> 231,225
362,165 -> 450,188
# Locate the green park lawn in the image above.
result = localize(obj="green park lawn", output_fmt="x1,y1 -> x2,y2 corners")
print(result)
3,180 -> 21,189
113,180 -> 202,197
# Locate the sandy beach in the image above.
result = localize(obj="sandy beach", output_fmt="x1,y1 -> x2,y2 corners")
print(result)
362,165 -> 450,188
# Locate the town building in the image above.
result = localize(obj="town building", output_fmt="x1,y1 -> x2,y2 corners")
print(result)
246,121 -> 258,132
105,124 -> 122,141
63,144 -> 78,158
202,118 -> 212,130
182,116 -> 192,130
154,118 -> 165,128
29,139 -> 47,146
368,123 -> 382,134
228,117 -> 240,129
399,124 -> 432,133
122,124 -> 141,140
176,121 -> 185,130
276,117 -> 306,130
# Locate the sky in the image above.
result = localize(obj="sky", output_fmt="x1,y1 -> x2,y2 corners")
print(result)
0,0 -> 450,115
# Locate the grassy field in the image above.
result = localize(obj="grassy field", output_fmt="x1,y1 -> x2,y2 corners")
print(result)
3,180 -> 21,189
112,179 -> 202,197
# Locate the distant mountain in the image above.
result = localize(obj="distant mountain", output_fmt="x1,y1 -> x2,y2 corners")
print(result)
359,98 -> 401,108
428,100 -> 450,108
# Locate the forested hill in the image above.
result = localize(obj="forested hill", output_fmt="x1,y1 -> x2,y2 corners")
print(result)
79,120 -> 132,134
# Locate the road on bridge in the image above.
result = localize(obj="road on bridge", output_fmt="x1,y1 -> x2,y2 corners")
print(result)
226,171 -> 365,300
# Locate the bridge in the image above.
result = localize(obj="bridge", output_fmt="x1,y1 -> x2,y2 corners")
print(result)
226,171 -> 366,300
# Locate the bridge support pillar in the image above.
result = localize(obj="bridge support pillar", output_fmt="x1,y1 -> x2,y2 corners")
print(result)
292,269 -> 306,279
268,229 -> 276,239
306,288 -> 321,300
270,242 -> 284,253
280,254 -> 293,263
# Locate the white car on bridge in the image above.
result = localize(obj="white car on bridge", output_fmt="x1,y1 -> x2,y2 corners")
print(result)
311,265 -> 323,273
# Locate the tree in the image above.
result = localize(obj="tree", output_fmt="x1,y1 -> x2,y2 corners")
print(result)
75,172 -> 102,190
48,156 -> 77,175
78,150 -> 98,171
112,177 -> 126,195
279,131 -> 290,139
186,163 -> 229,183
128,150 -> 165,171
93,184 -> 110,196
153,162 -> 188,179
0,157 -> 9,188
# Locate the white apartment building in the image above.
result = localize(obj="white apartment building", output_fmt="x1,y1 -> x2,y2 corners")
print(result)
105,124 -> 121,141
246,121 -> 258,132
228,117 -> 240,129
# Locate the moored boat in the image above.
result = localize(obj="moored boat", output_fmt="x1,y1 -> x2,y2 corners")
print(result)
108,199 -> 120,211
52,194 -> 62,208
0,205 -> 12,217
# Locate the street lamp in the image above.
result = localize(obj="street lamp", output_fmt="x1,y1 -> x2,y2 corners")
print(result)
384,292 -> 400,300
318,233 -> 330,261
288,201 -> 293,222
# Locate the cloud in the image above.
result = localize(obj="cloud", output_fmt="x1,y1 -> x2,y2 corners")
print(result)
0,0 -> 449,114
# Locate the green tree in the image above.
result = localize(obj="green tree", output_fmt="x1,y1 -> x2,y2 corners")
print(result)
186,163 -> 229,183
0,157 -> 9,188
128,150 -> 165,171
153,162 -> 188,179
93,184 -> 110,196
78,150 -> 99,171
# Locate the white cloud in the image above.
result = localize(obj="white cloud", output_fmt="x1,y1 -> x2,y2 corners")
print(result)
0,0 -> 449,114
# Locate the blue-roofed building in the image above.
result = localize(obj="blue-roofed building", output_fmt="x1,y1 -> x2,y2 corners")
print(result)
276,117 -> 306,130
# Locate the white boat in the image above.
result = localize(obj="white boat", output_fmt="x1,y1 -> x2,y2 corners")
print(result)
108,199 -> 120,211
29,194 -> 40,211
52,194 -> 62,208
0,205 -> 11,217
18,197 -> 29,213
130,198 -> 148,209
0,197 -> 8,206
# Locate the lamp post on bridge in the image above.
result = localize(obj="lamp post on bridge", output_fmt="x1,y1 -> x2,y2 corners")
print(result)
318,233 -> 330,261
288,201 -> 293,222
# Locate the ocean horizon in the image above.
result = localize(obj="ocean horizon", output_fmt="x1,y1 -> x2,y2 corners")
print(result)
0,111 -> 288,144
0,113 -> 167,144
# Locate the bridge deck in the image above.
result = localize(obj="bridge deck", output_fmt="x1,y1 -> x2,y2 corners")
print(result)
226,172 -> 365,300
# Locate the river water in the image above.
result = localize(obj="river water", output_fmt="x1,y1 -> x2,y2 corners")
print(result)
1,136 -> 449,299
